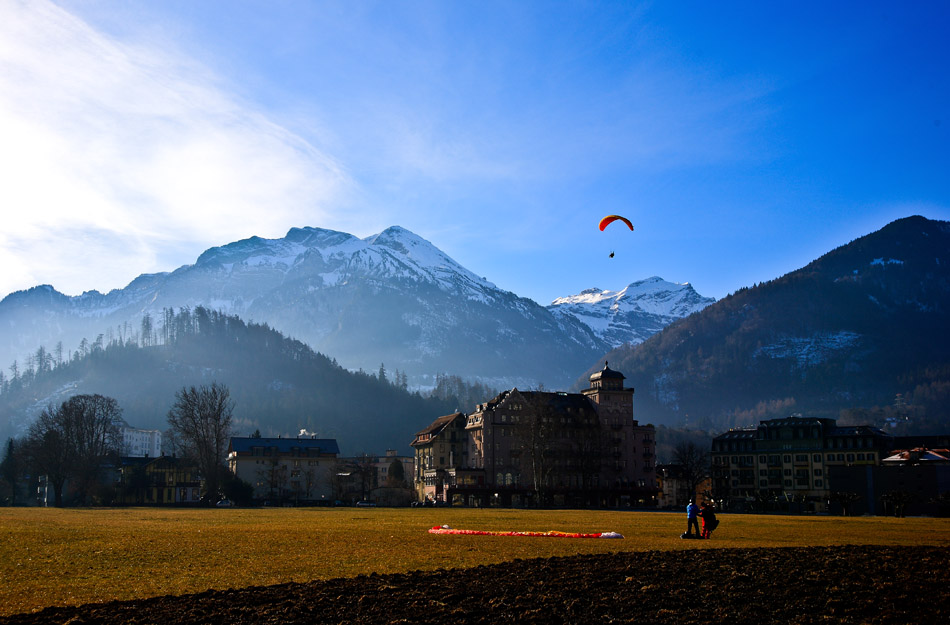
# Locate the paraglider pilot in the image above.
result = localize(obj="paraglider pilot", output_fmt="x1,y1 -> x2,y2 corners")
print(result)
686,499 -> 701,538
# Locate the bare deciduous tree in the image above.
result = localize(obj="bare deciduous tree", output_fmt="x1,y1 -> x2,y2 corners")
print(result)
167,382 -> 233,502
25,394 -> 123,506
517,390 -> 563,505
673,441 -> 709,503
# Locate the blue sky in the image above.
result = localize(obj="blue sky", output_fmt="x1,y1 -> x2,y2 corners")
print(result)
1,1 -> 947,305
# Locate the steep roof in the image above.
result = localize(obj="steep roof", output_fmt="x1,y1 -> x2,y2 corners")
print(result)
413,412 -> 465,438
713,427 -> 757,441
517,390 -> 598,416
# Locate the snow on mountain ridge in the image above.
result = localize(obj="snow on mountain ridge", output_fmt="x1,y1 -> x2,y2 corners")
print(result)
548,277 -> 715,347
363,226 -> 497,295
551,277 -> 705,316
189,225 -> 496,301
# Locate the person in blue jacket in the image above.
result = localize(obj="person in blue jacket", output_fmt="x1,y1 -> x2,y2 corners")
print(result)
686,500 -> 701,538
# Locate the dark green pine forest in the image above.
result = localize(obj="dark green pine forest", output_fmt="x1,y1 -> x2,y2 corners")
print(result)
0,307 -> 496,454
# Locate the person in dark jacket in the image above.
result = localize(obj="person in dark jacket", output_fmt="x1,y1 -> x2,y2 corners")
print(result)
686,500 -> 701,537
700,502 -> 718,538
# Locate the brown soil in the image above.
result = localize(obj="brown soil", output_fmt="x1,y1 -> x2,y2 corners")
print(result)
1,545 -> 947,624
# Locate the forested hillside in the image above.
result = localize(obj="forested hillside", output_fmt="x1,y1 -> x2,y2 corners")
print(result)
583,216 -> 950,434
0,307 -> 497,454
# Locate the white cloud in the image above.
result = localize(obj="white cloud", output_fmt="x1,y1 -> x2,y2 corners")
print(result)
0,0 -> 350,296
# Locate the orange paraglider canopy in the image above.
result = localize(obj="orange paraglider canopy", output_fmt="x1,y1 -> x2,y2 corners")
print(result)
599,215 -> 634,231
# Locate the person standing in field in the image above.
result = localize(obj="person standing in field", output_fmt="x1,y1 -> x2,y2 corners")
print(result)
686,500 -> 701,538
700,501 -> 718,539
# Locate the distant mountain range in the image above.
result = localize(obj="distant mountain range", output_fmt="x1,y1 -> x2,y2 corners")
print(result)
0,226 -> 710,390
582,216 -> 950,433
3,215 -> 947,446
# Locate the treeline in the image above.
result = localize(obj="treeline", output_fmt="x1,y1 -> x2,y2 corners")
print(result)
1,307 -> 483,405
1,383 -> 251,507
0,311 -> 169,395
0,307 -> 499,453
607,265 -> 950,433
2,394 -> 124,506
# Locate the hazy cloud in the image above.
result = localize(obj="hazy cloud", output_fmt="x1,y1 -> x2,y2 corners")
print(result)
0,1 -> 349,296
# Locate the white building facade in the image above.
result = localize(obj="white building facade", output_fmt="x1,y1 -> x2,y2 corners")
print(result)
121,426 -> 163,458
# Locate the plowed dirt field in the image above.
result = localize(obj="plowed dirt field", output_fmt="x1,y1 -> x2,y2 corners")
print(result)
1,545 -> 946,624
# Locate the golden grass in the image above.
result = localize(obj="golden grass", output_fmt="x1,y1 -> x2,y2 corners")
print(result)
1,507 -> 948,616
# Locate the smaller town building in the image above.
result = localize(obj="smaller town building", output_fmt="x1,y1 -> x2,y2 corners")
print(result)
655,464 -> 712,509
114,455 -> 202,505
333,450 -> 415,505
830,445 -> 950,516
120,425 -> 163,458
711,416 -> 895,513
411,412 -> 467,503
227,436 -> 339,504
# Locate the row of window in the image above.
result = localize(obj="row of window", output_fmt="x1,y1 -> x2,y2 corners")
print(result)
249,459 -> 320,466
718,452 -> 876,465
731,479 -> 826,488
741,468 -> 824,477
719,437 -> 878,452
249,446 -> 326,457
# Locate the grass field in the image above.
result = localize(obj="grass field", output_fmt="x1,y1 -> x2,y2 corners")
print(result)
2,507 -> 949,617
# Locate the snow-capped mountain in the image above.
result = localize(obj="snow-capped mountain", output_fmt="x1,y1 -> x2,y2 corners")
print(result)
191,225 -> 499,309
0,226 -> 609,389
548,277 -> 715,347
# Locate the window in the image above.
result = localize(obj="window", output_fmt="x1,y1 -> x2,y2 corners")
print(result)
815,479 -> 823,487
813,454 -> 821,463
